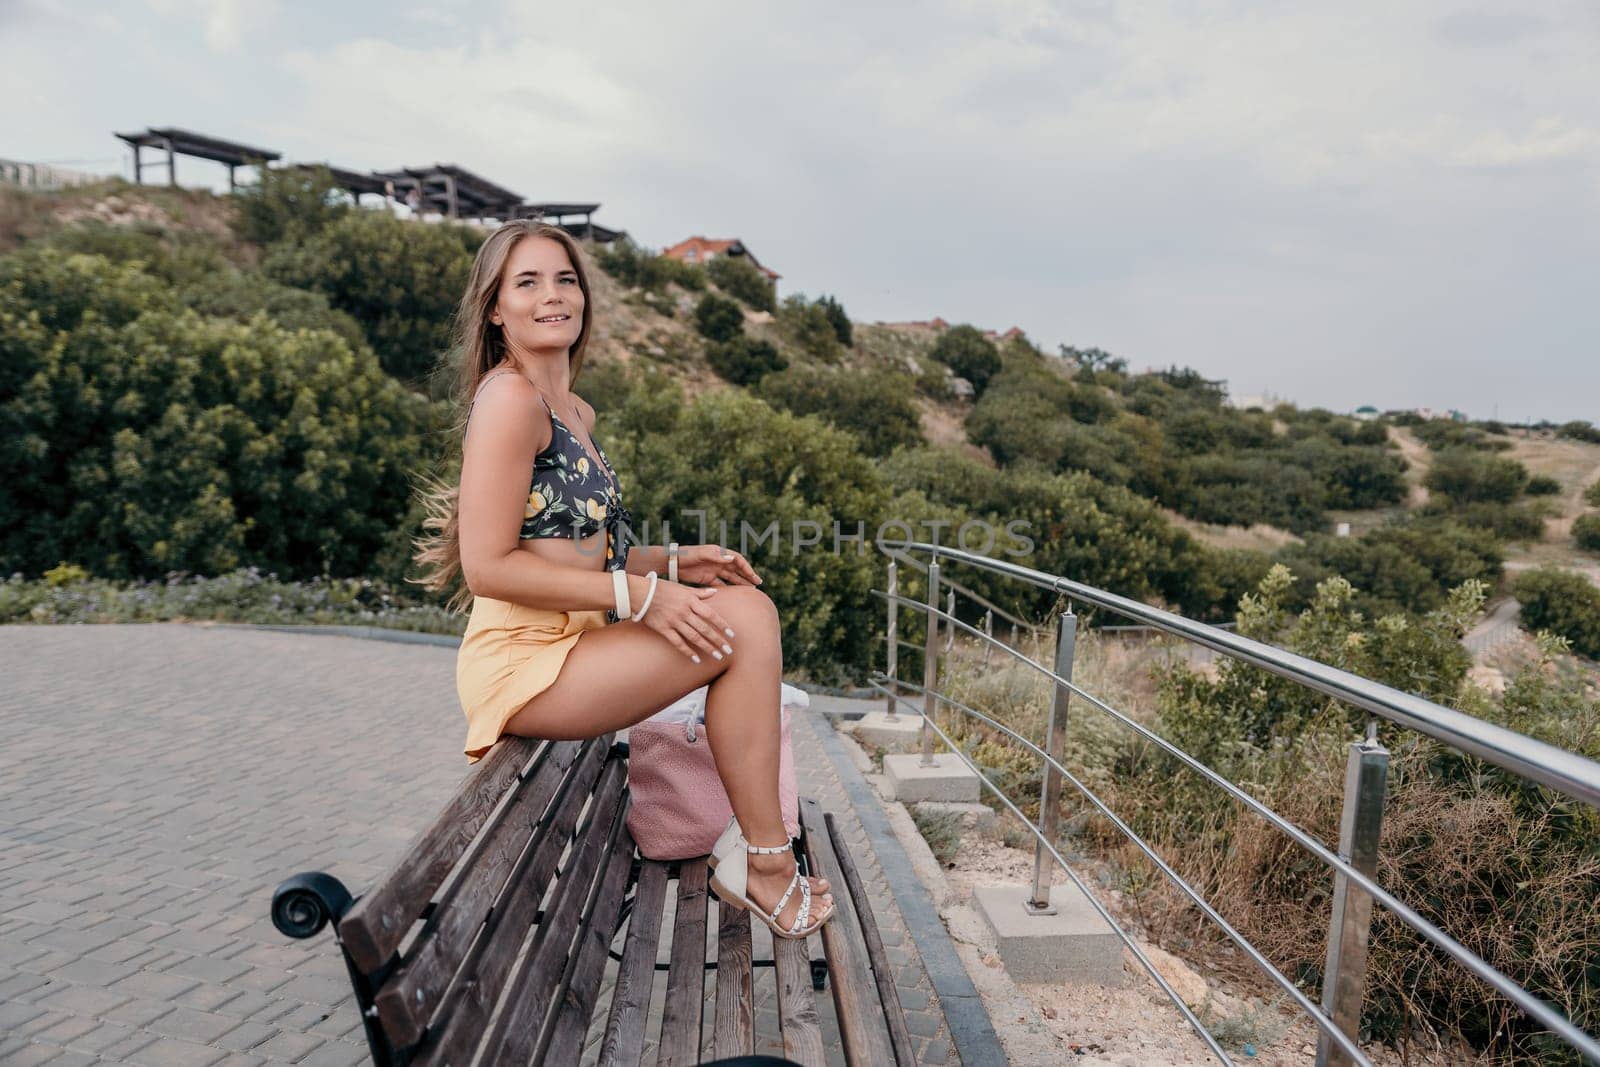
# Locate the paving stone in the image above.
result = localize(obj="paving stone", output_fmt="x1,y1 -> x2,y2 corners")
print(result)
0,1041 -> 68,1066
122,1036 -> 227,1067
110,968 -> 201,1001
101,995 -> 177,1028
213,1019 -> 279,1053
253,1030 -> 326,1062
35,983 -> 131,1017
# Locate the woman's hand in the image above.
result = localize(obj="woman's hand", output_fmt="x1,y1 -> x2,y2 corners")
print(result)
676,544 -> 763,587
637,579 -> 738,663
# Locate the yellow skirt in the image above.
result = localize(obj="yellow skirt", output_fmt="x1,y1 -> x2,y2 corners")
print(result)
456,596 -> 610,763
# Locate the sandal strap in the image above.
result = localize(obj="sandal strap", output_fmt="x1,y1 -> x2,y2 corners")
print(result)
788,878 -> 813,935
744,837 -> 792,855
769,869 -> 800,923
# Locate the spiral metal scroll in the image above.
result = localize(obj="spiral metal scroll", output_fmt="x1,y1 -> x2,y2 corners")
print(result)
270,871 -> 353,939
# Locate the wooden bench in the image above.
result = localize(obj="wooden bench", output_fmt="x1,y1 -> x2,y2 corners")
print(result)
270,734 -> 917,1065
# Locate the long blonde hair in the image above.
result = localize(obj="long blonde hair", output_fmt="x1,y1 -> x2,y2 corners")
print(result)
412,221 -> 596,610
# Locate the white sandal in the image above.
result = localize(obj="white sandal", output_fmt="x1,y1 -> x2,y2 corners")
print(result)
707,818 -> 837,940
708,817 -> 830,895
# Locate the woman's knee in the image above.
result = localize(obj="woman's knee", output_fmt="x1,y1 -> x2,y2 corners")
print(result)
715,586 -> 781,655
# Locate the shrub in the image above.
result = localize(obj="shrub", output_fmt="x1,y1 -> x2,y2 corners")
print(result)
1513,567 -> 1600,659
1573,513 -> 1600,554
1277,519 -> 1502,616
694,292 -> 745,342
1423,448 -> 1530,503
815,294 -> 852,347
596,238 -> 706,292
758,367 -> 923,457
705,254 -> 775,311
593,381 -> 888,682
232,164 -> 349,246
1420,498 -> 1547,541
1525,474 -> 1563,496
1412,418 -> 1512,452
706,336 -> 786,387
262,210 -> 476,382
1557,420 -> 1600,444
1586,479 -> 1600,507
776,294 -> 842,361
0,255 -> 437,582
929,324 -> 1000,396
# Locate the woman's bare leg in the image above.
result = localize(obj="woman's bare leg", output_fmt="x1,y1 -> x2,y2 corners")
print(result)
502,586 -> 831,927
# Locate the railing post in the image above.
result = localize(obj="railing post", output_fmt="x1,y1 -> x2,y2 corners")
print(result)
920,559 -> 940,766
1316,726 -> 1390,1067
1028,608 -> 1077,913
884,560 -> 899,722
944,589 -> 956,652
982,609 -> 993,668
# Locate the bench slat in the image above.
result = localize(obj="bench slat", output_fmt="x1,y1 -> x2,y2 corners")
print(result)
712,899 -> 754,1060
773,936 -> 826,1067
597,860 -> 669,1067
800,798 -> 898,1065
656,862 -> 709,1067
475,754 -> 631,1064
372,738 -> 591,1046
340,736 -> 543,972
412,744 -> 616,1066
826,810 -> 917,1067
539,814 -> 638,1066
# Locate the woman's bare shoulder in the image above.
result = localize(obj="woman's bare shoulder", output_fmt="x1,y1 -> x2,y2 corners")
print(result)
465,373 -> 547,453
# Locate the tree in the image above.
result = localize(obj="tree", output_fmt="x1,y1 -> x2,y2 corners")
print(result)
232,164 -> 350,246
1513,567 -> 1600,659
706,254 -> 775,312
815,294 -> 852,347
262,211 -> 476,382
706,336 -> 786,387
758,367 -> 922,457
694,293 -> 745,342
929,324 -> 1000,396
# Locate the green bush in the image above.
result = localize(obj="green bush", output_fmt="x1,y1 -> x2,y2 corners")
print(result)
232,164 -> 350,246
0,251 -> 437,582
1122,568 -> 1600,1059
705,254 -> 775,311
262,210 -> 476,382
593,376 -> 888,682
815,294 -> 852,347
1525,474 -> 1563,496
776,294 -> 842,361
706,336 -> 786,387
1585,479 -> 1600,507
1423,448 -> 1530,503
758,367 -> 923,457
1513,567 -> 1600,659
1420,498 -> 1547,541
1412,418 -> 1512,452
1573,513 -> 1600,554
694,292 -> 744,342
929,324 -> 1000,396
1277,519 -> 1502,616
596,238 -> 706,292
1556,420 -> 1600,444
40,220 -> 231,290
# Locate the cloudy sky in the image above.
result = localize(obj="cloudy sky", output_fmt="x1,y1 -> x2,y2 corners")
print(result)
5,0 -> 1597,422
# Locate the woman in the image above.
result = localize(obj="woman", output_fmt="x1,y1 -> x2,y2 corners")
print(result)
415,221 -> 834,941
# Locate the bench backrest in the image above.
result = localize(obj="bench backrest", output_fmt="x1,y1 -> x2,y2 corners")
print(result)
337,734 -> 632,1064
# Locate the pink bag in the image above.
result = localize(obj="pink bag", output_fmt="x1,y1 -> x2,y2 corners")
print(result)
625,702 -> 801,861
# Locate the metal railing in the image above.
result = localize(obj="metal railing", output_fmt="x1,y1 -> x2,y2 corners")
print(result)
873,543 -> 1600,1067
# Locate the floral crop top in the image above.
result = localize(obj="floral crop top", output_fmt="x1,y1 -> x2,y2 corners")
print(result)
522,392 -> 631,562
470,371 -> 633,618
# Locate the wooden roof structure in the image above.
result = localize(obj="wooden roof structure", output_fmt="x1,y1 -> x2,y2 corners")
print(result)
373,163 -> 524,220
288,163 -> 391,199
114,127 -> 281,190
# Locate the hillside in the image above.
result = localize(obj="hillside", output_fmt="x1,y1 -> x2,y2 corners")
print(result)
5,175 -> 1600,642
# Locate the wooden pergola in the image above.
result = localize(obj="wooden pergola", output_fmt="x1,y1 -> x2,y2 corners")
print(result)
286,163 -> 393,207
373,164 -> 525,221
114,127 -> 281,191
516,202 -> 627,242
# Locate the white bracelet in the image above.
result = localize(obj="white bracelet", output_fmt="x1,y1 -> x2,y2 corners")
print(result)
668,542 -> 679,583
611,569 -> 631,619
630,572 -> 660,622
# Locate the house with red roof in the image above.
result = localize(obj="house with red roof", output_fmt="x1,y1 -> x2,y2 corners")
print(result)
661,237 -> 781,282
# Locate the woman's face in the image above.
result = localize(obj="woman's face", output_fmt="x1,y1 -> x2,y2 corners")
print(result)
491,236 -> 585,356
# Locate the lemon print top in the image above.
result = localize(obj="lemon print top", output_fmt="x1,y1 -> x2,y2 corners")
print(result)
521,391 -> 630,556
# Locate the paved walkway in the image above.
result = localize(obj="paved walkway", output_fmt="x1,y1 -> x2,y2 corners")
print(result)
0,624 -> 965,1065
